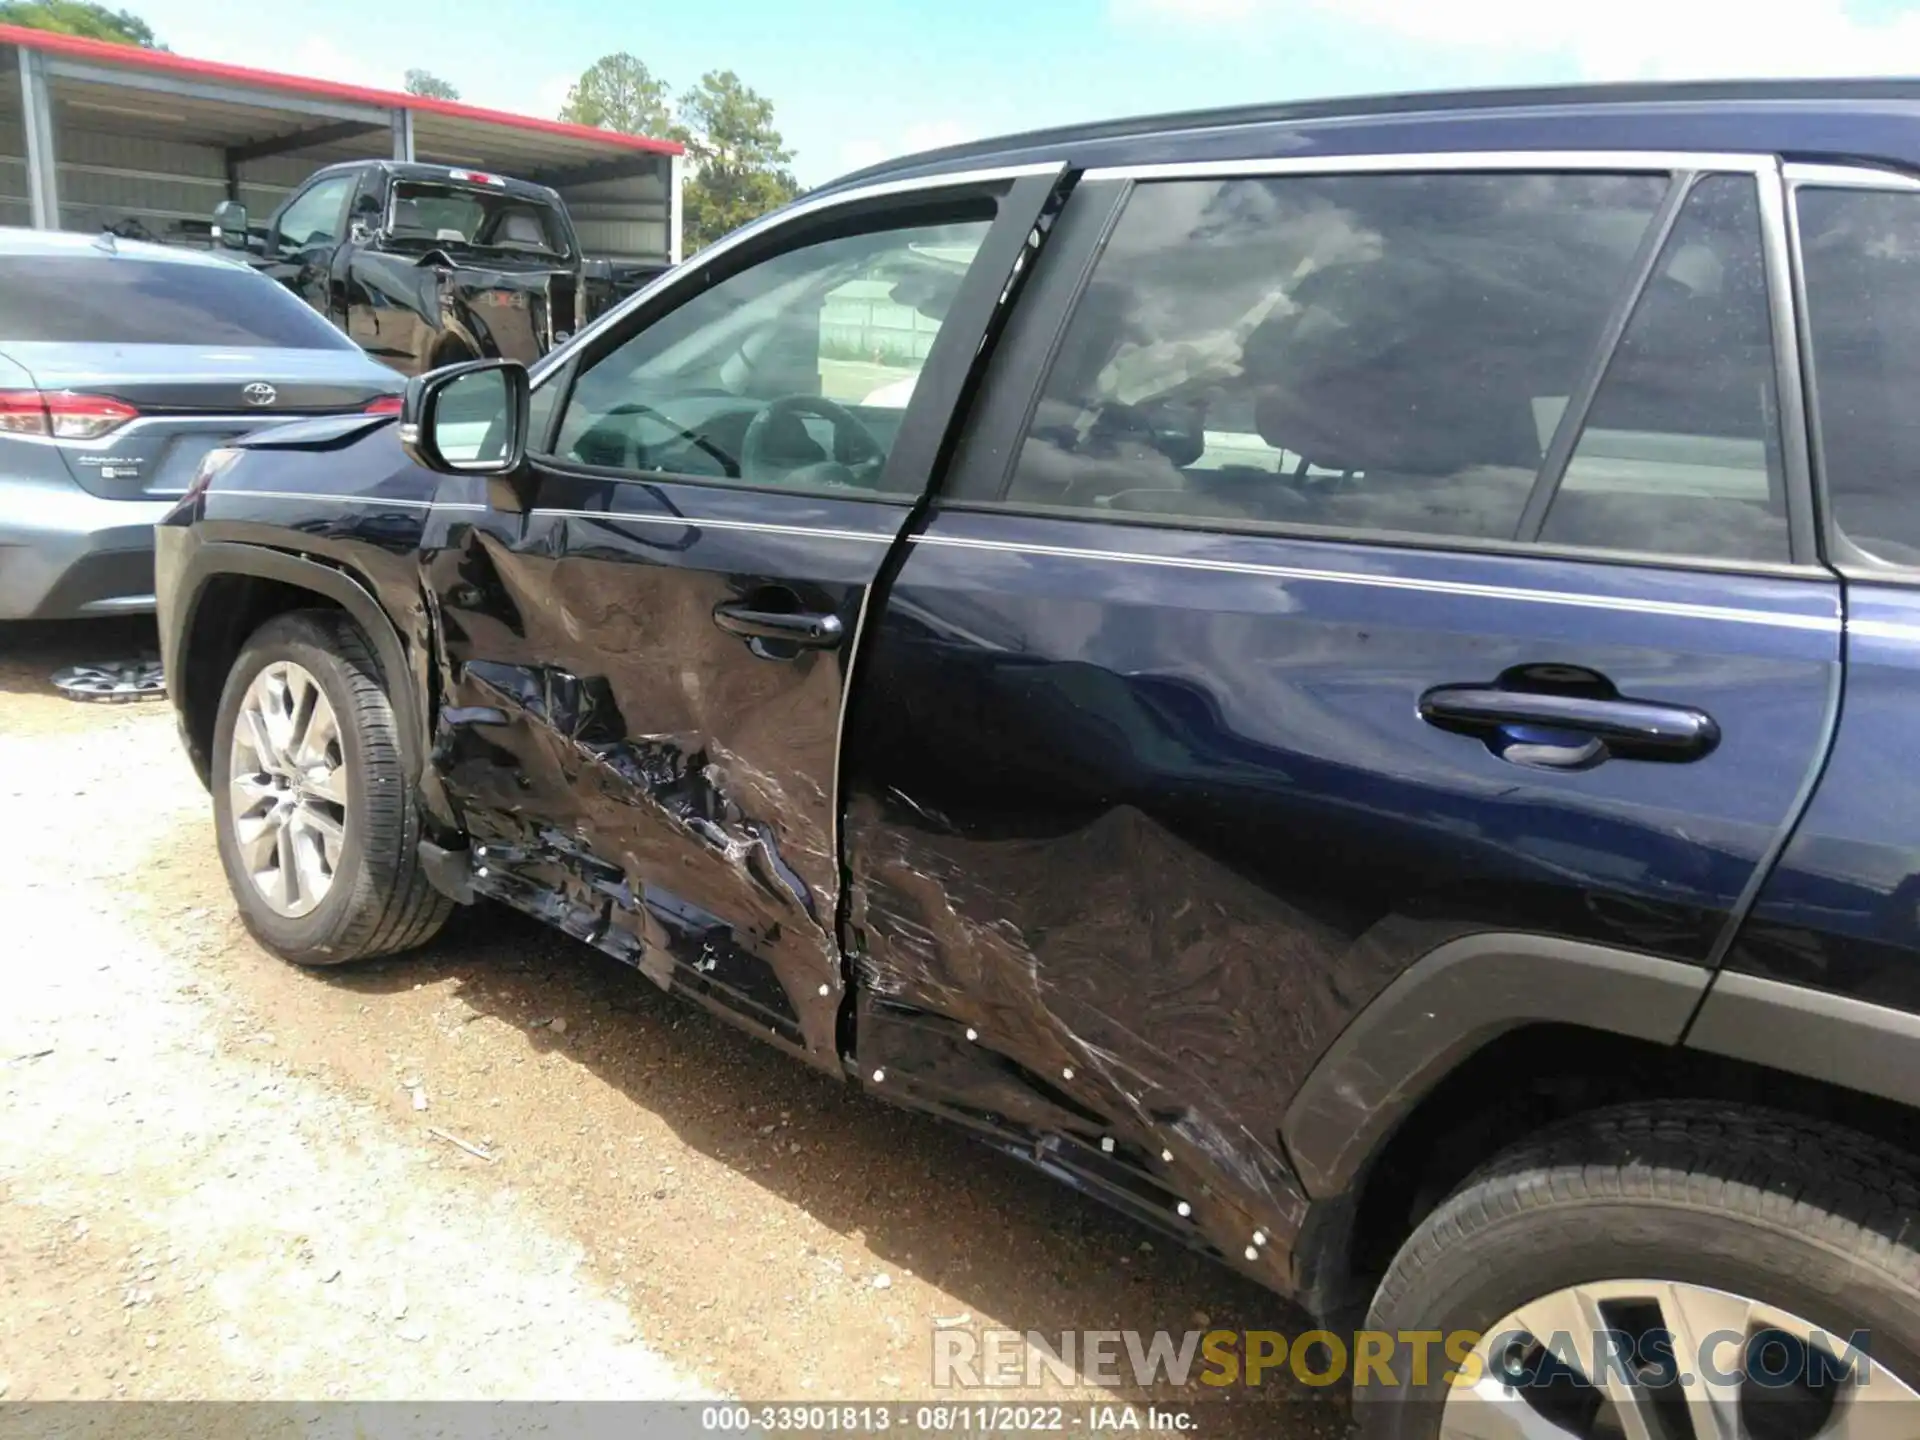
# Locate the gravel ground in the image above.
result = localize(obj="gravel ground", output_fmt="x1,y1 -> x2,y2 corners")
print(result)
0,618 -> 1347,1437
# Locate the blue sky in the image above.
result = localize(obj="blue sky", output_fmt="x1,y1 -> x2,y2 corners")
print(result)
128,0 -> 1920,185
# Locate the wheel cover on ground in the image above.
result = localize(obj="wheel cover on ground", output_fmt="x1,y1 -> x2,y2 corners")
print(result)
1440,1278 -> 1917,1439
227,660 -> 348,918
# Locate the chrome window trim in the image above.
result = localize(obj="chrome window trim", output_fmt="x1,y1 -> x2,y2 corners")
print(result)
204,489 -> 454,510
1754,157 -> 1820,566
910,531 -> 1839,632
525,507 -> 894,543
531,160 -> 1068,390
1784,162 -> 1920,193
1082,150 -> 1775,182
937,496 -> 1832,582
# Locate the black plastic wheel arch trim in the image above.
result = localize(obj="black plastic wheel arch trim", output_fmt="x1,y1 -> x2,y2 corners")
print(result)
171,541 -> 434,811
1687,969 -> 1920,1109
1280,933 -> 1710,1200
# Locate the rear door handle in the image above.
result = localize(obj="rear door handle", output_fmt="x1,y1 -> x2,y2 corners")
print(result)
1419,684 -> 1720,766
712,600 -> 845,649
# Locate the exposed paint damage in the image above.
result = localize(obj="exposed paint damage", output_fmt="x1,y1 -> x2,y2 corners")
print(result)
844,791 -> 1315,1282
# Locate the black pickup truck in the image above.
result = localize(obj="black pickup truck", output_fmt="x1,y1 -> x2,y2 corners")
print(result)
213,160 -> 664,376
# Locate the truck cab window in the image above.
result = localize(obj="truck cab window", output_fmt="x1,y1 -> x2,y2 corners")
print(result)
552,217 -> 989,493
273,175 -> 354,257
386,182 -> 569,259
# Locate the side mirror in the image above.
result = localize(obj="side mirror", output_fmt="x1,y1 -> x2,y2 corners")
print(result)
212,200 -> 249,250
399,360 -> 530,505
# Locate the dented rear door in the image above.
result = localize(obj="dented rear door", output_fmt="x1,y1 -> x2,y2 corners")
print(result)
422,168 -> 1061,1072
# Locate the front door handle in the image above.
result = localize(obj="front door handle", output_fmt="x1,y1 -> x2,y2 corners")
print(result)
1420,678 -> 1719,767
712,600 -> 845,649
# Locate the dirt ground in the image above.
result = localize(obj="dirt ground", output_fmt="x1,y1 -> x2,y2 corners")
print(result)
0,618 -> 1349,1437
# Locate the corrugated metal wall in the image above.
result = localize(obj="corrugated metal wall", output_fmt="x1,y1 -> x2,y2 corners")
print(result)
43,124 -> 381,236
553,168 -> 671,264
0,115 -> 31,226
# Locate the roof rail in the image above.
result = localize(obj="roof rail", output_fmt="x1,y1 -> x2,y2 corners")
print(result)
822,76 -> 1920,190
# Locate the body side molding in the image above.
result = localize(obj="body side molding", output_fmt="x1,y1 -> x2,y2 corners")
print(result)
1281,933 -> 1710,1199
1687,970 -> 1920,1109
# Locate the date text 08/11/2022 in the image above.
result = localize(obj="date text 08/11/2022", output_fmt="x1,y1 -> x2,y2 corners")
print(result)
697,1404 -> 1198,1432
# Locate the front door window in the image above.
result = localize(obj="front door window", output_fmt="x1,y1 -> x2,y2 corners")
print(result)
551,219 -> 991,494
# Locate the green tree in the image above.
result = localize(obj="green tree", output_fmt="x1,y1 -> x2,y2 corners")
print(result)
403,69 -> 460,101
0,0 -> 160,45
558,52 -> 672,138
676,70 -> 799,252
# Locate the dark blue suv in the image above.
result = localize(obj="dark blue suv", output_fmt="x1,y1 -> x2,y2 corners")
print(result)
158,81 -> 1920,1436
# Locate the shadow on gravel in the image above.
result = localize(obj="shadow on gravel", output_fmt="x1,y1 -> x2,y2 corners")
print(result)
325,901 -> 1349,1437
0,617 -> 161,699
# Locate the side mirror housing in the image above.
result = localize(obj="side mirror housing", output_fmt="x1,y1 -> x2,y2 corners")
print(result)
212,199 -> 249,250
399,359 -> 531,508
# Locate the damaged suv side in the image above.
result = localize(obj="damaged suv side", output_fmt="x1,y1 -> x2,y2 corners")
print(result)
161,84 -> 1920,1438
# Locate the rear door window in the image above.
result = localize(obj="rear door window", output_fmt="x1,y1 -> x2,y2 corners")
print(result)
1001,169 -> 1788,563
1797,184 -> 1920,568
0,257 -> 359,348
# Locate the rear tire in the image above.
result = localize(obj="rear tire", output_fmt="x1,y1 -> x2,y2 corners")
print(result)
211,609 -> 450,965
1357,1102 -> 1920,1439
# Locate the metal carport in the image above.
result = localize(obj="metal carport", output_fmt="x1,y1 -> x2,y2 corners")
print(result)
0,23 -> 683,267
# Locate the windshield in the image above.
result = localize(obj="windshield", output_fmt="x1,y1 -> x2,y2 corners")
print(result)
385,182 -> 571,259
0,255 -> 360,348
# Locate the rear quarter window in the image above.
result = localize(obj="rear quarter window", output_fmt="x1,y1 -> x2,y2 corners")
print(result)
0,256 -> 359,349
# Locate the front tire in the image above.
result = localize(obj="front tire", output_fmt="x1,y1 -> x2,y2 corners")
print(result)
1358,1103 -> 1920,1439
211,609 -> 450,965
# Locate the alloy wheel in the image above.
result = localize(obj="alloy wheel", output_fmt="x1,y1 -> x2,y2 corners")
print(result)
227,661 -> 348,918
1440,1279 -> 1917,1439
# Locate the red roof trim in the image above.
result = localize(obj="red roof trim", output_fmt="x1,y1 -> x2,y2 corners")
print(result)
0,23 -> 684,156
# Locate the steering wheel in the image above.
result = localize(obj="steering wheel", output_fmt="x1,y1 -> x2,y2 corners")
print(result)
739,395 -> 887,490
574,401 -> 738,476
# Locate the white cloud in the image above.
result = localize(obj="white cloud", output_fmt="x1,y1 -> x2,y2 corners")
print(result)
528,73 -> 580,121
1115,0 -> 1920,80
834,119 -> 980,178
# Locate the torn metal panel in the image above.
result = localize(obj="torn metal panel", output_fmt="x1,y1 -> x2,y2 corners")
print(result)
422,483 -> 911,1073
431,649 -> 828,1057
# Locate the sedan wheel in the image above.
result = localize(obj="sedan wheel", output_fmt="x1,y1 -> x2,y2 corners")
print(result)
228,660 -> 349,918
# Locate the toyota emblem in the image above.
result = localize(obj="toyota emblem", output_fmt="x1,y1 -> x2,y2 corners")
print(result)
242,382 -> 277,407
